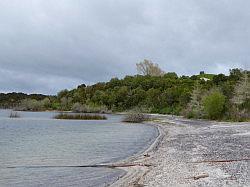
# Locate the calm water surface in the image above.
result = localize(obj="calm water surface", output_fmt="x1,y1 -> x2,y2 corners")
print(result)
0,110 -> 158,187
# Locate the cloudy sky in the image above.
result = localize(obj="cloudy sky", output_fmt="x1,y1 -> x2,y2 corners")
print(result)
0,0 -> 249,94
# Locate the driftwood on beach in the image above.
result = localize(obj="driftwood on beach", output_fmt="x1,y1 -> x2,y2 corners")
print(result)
190,158 -> 250,164
8,163 -> 152,169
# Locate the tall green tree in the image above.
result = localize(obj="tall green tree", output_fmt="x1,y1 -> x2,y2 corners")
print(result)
203,90 -> 226,119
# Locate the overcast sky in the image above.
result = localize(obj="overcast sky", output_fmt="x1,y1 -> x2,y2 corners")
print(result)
0,0 -> 249,94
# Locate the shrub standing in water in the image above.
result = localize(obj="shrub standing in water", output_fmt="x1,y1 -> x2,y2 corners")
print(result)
122,112 -> 149,123
9,111 -> 21,118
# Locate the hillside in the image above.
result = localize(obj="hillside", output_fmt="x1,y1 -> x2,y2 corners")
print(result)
0,68 -> 249,121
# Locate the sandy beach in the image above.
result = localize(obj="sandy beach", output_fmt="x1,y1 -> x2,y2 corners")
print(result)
112,116 -> 250,187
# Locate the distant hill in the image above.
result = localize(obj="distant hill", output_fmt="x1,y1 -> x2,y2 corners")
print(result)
0,68 -> 249,121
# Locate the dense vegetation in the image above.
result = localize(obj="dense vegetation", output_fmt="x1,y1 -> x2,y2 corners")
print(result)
0,92 -> 51,109
0,61 -> 249,121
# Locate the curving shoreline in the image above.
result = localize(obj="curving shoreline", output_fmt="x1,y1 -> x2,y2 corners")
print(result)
111,116 -> 250,187
110,122 -> 165,187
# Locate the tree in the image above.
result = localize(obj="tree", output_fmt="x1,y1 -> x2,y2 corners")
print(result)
136,59 -> 165,76
186,82 -> 203,118
231,71 -> 250,105
72,102 -> 85,112
231,71 -> 250,119
213,74 -> 228,85
73,89 -> 86,104
229,68 -> 243,81
115,86 -> 129,109
77,84 -> 86,89
203,91 -> 226,119
41,97 -> 51,108
60,97 -> 73,110
164,72 -> 178,79
57,89 -> 69,99
19,99 -> 44,111
146,88 -> 161,108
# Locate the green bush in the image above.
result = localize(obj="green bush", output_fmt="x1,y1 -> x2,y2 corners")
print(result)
159,107 -> 172,114
186,110 -> 195,119
203,91 -> 226,119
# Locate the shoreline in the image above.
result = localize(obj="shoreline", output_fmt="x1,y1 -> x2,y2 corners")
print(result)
3,109 -> 249,122
112,116 -> 250,186
110,122 -> 165,187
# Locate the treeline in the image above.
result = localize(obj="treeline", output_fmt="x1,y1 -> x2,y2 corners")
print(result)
53,68 -> 249,121
0,92 -> 53,109
0,62 -> 249,121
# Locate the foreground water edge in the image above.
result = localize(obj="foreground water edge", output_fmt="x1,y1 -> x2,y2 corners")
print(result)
0,110 -> 158,187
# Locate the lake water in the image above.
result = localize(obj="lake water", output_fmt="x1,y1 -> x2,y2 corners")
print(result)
0,110 -> 158,187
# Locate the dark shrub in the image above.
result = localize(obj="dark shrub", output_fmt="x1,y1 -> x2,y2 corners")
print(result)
54,113 -> 107,120
122,112 -> 149,123
9,111 -> 21,118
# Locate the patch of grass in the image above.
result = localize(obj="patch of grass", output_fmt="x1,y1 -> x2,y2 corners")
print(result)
54,113 -> 107,120
9,111 -> 21,118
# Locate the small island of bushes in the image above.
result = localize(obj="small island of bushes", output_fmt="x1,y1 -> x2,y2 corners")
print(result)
54,113 -> 107,120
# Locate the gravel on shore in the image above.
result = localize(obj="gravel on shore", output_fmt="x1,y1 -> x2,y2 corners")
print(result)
112,116 -> 250,187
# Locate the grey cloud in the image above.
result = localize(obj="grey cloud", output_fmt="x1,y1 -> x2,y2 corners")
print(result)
0,0 -> 249,94
0,68 -> 81,94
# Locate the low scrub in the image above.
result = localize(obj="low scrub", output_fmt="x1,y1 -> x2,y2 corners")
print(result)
71,103 -> 110,114
9,111 -> 21,118
54,113 -> 107,120
122,112 -> 149,123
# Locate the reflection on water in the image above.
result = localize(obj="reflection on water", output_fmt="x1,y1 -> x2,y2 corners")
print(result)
0,110 -> 158,187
